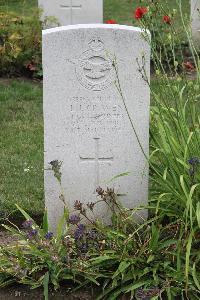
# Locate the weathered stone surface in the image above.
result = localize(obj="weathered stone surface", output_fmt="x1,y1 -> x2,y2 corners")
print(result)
191,0 -> 200,46
42,24 -> 150,230
38,0 -> 103,27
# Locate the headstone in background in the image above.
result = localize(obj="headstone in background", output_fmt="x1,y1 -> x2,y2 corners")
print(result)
191,0 -> 200,46
38,0 -> 103,27
42,24 -> 150,231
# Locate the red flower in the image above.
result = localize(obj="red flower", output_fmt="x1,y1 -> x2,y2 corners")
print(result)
106,19 -> 117,24
183,61 -> 195,71
163,15 -> 171,25
26,63 -> 36,71
134,7 -> 148,19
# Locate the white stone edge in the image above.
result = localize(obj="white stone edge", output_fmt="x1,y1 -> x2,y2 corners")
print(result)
42,24 -> 150,36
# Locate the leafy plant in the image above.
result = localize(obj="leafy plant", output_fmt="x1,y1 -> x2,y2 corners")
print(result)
0,9 -> 42,77
134,0 -> 195,74
0,7 -> 58,78
0,204 -> 102,298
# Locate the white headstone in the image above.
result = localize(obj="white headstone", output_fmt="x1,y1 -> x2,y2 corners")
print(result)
191,0 -> 200,46
38,0 -> 103,27
42,24 -> 150,230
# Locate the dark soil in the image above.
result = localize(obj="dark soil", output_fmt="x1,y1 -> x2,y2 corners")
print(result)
0,285 -> 97,300
0,213 -> 43,230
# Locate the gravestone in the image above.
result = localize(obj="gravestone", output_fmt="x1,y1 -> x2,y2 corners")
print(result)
191,0 -> 200,46
42,24 -> 150,230
38,0 -> 103,27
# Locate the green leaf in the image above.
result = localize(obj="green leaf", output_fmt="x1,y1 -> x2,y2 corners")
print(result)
180,175 -> 188,200
125,280 -> 147,293
147,254 -> 154,263
149,223 -> 160,251
166,288 -> 172,300
2,224 -> 19,235
56,208 -> 68,241
184,132 -> 194,162
0,279 -> 15,288
42,210 -> 49,233
15,204 -> 33,221
84,275 -> 100,286
112,261 -> 131,279
106,172 -> 131,183
61,274 -> 74,280
176,158 -> 189,169
43,272 -> 49,300
196,202 -> 200,228
185,232 -> 193,285
163,167 -> 168,180
192,263 -> 200,290
158,239 -> 177,250
90,255 -> 116,264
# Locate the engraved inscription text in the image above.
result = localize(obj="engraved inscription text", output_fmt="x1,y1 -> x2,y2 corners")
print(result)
66,96 -> 125,134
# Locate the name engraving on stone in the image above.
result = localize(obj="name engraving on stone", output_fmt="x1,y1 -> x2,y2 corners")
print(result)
66,96 -> 125,133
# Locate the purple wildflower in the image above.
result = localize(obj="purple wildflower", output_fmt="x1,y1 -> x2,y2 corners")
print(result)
135,287 -> 160,299
87,229 -> 98,240
79,242 -> 88,253
74,224 -> 85,240
189,168 -> 195,176
27,229 -> 38,239
188,157 -> 200,165
22,219 -> 33,229
69,214 -> 80,225
44,232 -> 53,240
188,157 -> 199,182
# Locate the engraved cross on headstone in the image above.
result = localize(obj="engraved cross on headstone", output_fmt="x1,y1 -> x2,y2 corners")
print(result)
80,138 -> 113,191
59,0 -> 82,24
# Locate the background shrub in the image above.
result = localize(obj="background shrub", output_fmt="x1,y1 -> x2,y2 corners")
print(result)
0,9 -> 42,77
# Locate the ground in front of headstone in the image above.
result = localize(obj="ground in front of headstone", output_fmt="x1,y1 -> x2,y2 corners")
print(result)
0,231 -> 95,299
0,231 -> 130,300
0,232 -> 127,300
0,285 -> 96,300
0,286 -> 131,300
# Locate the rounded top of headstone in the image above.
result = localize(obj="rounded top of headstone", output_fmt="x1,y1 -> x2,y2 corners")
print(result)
42,24 -> 150,36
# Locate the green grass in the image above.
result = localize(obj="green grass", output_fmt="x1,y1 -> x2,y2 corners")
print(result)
0,0 -> 37,15
0,80 -> 44,215
0,0 -> 189,25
